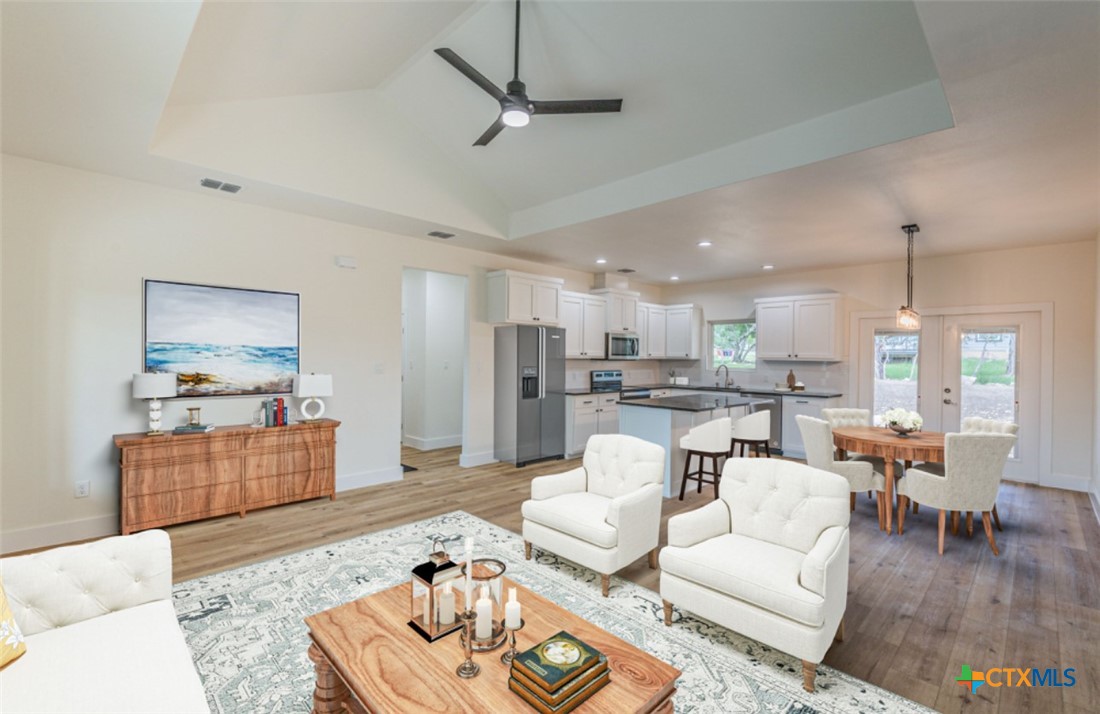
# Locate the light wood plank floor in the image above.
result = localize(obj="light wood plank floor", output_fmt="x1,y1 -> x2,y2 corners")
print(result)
167,446 -> 1100,712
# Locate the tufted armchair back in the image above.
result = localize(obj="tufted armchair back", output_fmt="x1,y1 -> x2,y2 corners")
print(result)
962,417 -> 1019,435
583,434 -> 665,499
1,529 -> 172,636
719,458 -> 849,554
821,408 -> 871,429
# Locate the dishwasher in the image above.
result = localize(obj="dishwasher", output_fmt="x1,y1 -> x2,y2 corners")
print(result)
740,392 -> 783,454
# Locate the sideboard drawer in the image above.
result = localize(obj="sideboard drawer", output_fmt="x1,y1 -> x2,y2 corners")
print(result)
123,483 -> 241,528
123,458 -> 240,496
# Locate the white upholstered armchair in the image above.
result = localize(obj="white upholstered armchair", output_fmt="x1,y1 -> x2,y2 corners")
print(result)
522,434 -> 665,596
659,458 -> 850,692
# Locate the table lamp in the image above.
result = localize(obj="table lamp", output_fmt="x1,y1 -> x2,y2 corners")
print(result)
132,372 -> 177,435
293,373 -> 333,421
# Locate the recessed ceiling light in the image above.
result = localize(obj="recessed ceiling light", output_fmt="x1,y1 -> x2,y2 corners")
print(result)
595,258 -> 607,264
670,276 -> 680,281
697,240 -> 712,248
762,264 -> 775,270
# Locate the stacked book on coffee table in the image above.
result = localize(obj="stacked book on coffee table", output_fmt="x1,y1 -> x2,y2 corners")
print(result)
509,631 -> 610,713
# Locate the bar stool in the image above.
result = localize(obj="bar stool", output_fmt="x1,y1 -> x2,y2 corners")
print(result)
730,409 -> 771,458
678,416 -> 731,500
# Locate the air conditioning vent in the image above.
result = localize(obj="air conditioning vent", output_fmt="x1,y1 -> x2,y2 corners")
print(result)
617,268 -> 636,274
200,178 -> 223,189
427,231 -> 455,239
219,183 -> 242,193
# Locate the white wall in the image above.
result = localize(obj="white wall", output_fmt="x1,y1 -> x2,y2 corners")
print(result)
0,155 -> 623,552
662,241 -> 1097,487
402,269 -> 466,451
1094,230 -> 1100,518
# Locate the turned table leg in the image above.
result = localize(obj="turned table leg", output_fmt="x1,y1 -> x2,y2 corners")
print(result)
884,455 -> 896,535
309,642 -> 351,714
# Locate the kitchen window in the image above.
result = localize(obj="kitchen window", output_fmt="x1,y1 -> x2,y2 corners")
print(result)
710,320 -> 756,370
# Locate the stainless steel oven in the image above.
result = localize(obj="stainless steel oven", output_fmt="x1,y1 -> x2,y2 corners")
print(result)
606,333 -> 640,360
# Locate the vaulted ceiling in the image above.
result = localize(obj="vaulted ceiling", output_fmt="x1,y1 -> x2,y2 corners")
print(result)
3,1 -> 1097,285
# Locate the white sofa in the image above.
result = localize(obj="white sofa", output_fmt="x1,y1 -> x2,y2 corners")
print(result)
0,530 -> 209,713
522,433 -> 665,596
659,458 -> 850,692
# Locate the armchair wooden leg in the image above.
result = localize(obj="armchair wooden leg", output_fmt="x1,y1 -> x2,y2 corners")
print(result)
992,503 -> 1002,531
850,492 -> 856,512
524,541 -> 531,560
897,495 -> 907,535
662,599 -> 673,626
938,510 -> 946,555
648,548 -> 658,569
601,574 -> 610,597
867,490 -> 872,499
966,511 -> 974,537
951,510 -> 960,536
802,660 -> 817,693
834,618 -> 845,643
982,512 -> 1000,556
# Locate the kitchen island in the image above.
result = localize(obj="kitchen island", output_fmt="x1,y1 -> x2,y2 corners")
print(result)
619,394 -> 773,498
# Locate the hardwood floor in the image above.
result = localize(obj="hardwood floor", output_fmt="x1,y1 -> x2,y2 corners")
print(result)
167,446 -> 1100,712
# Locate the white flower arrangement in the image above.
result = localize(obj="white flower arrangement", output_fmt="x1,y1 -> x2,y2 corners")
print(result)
878,408 -> 923,431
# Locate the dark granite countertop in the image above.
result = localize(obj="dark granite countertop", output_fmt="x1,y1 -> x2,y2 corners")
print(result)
618,395 -> 770,412
561,388 -> 621,396
560,385 -> 842,398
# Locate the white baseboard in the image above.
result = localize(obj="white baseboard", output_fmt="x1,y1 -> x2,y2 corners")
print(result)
336,466 -> 404,492
1041,472 -> 1090,492
401,434 -> 462,451
1,514 -> 119,555
1090,487 -> 1100,526
459,450 -> 497,468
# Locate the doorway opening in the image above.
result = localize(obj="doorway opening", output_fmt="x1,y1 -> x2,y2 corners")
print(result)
401,269 -> 468,463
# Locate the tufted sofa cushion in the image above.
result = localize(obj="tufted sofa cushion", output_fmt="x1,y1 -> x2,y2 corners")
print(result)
720,458 -> 849,554
2,530 -> 171,636
583,433 -> 664,499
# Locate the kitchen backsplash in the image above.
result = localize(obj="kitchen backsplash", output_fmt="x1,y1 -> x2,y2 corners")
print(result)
565,359 -> 849,392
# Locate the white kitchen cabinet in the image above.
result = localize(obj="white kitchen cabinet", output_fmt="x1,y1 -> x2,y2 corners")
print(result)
780,394 -> 842,458
566,394 -> 620,457
487,270 -> 564,325
754,294 -> 844,361
665,305 -> 703,359
560,291 -> 606,359
592,289 -> 639,333
640,303 -> 667,358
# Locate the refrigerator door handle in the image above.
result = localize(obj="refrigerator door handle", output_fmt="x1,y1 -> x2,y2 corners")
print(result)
538,327 -> 546,399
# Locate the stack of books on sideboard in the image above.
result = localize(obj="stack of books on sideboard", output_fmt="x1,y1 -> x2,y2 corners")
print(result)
509,631 -> 610,714
260,397 -> 289,426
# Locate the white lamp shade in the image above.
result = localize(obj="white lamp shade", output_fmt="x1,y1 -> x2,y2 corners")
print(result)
293,373 -> 333,398
133,372 -> 177,399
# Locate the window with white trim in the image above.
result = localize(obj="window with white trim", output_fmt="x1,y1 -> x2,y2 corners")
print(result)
710,320 -> 756,370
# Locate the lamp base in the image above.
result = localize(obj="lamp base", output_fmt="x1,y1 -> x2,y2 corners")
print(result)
145,430 -> 167,437
300,397 -> 326,421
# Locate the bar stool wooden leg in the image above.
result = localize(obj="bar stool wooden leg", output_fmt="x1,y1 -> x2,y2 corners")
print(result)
678,453 -> 691,501
850,492 -> 856,512
764,442 -> 772,458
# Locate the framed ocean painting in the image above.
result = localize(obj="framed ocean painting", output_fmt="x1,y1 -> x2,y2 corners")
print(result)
143,280 -> 300,397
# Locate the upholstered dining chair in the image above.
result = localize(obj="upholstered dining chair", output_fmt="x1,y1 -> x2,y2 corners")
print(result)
821,408 -> 876,501
729,409 -> 771,458
659,458 -> 850,693
896,432 -> 1016,555
522,433 -> 665,596
797,415 -> 898,527
678,416 -> 732,500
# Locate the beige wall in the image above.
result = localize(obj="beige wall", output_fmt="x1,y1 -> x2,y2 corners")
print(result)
0,155 -> 642,551
1094,231 -> 1100,510
661,240 -> 1097,485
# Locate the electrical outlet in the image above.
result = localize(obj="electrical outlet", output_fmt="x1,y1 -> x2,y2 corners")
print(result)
75,481 -> 90,498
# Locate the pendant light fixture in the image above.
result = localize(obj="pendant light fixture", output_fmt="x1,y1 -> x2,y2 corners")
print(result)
896,224 -> 921,329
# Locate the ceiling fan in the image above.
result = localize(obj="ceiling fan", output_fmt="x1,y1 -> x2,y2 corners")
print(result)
434,0 -> 623,146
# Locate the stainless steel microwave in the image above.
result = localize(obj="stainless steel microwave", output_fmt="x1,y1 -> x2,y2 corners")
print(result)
606,333 -> 640,360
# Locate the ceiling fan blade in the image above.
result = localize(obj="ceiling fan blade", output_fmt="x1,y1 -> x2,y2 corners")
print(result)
473,117 -> 506,146
531,99 -> 623,115
434,48 -> 506,102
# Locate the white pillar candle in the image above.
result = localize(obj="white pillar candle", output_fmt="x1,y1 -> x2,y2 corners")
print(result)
464,537 -> 474,608
422,592 -> 431,627
439,582 -> 455,626
505,587 -> 522,629
475,585 -> 493,639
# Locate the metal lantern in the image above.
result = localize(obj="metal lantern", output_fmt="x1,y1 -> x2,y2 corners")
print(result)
408,539 -> 464,642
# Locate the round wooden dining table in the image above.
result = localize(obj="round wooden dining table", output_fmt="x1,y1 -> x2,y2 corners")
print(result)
832,427 -> 945,535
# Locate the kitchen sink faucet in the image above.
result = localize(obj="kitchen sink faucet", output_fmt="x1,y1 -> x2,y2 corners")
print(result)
715,364 -> 735,389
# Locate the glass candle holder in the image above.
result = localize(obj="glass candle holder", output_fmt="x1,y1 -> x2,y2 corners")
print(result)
459,558 -> 507,651
187,407 -> 202,426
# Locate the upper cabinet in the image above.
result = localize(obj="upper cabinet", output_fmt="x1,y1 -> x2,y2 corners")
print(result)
487,270 -> 564,325
592,289 -> 639,333
664,304 -> 703,359
639,303 -> 667,358
560,291 -> 607,359
754,294 -> 844,361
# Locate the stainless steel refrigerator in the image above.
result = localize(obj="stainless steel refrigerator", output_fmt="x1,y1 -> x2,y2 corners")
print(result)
494,325 -> 566,466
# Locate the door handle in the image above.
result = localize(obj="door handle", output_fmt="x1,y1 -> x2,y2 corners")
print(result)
943,398 -> 955,405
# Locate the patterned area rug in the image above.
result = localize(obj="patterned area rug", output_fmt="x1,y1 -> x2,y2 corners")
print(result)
174,511 -> 930,713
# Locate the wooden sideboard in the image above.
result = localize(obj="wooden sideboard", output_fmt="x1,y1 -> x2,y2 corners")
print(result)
114,419 -> 340,535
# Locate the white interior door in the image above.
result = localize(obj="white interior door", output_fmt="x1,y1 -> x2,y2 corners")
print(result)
941,313 -> 1040,483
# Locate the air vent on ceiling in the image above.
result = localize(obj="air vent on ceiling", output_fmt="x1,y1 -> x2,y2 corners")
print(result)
200,178 -> 243,193
427,231 -> 455,239
617,268 -> 636,274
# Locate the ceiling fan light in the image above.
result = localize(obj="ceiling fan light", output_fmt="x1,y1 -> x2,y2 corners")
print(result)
501,106 -> 530,127
896,306 -> 921,330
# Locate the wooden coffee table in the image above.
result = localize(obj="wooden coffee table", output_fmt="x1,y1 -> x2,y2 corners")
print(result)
305,578 -> 680,713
